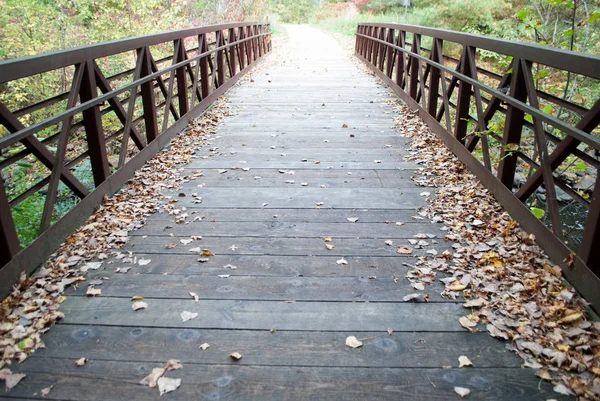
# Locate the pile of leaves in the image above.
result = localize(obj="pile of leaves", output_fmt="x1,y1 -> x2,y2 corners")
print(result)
396,104 -> 600,400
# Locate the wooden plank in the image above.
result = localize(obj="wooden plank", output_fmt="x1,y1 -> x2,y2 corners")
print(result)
133,221 -> 443,239
7,360 -> 565,401
32,326 -> 522,368
143,207 -> 422,223
58,297 -> 465,331
69,274 -> 451,302
160,188 -> 430,209
105,254 -> 442,277
123,236 -> 447,257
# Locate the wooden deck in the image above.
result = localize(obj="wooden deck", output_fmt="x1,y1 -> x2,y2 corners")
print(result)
4,26 -> 566,400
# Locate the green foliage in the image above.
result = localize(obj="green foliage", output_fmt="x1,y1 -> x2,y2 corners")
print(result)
270,0 -> 320,23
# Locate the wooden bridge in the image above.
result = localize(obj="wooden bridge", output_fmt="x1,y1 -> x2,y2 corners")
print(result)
1,22 -> 599,400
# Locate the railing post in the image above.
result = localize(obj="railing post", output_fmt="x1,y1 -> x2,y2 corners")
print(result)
385,28 -> 395,78
229,28 -> 237,77
427,38 -> 443,116
377,28 -> 386,72
497,57 -> 527,187
199,34 -> 210,99
216,30 -> 225,87
579,175 -> 600,272
409,34 -> 421,100
395,31 -> 406,89
175,39 -> 189,116
140,47 -> 159,142
453,46 -> 475,144
79,60 -> 109,187
238,27 -> 246,70
257,25 -> 264,58
0,175 -> 20,266
246,26 -> 254,64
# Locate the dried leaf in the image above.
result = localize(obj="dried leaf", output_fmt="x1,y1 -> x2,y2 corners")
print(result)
199,343 -> 210,351
4,373 -> 25,391
486,324 -> 509,340
132,301 -> 148,311
347,217 -> 359,223
384,240 -> 393,246
180,311 -> 198,322
131,295 -> 144,301
336,258 -> 348,265
41,385 -> 53,397
157,377 -> 181,396
200,249 -> 214,257
325,244 -> 335,251
324,237 -> 333,242
403,293 -> 421,302
345,336 -> 363,348
164,359 -> 182,371
189,292 -> 199,302
138,258 -> 151,266
412,282 -> 425,291
458,355 -> 473,367
230,352 -> 243,360
396,247 -> 413,254
75,357 -> 87,367
140,368 -> 165,388
463,298 -> 486,308
387,328 -> 393,335
86,287 -> 101,297
454,387 -> 471,397
459,316 -> 477,329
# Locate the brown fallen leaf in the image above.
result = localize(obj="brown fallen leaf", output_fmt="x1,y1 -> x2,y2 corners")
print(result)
86,287 -> 101,297
459,316 -> 477,329
397,247 -> 413,254
164,359 -> 182,371
324,237 -> 333,242
342,124 -> 348,128
4,372 -> 25,391
131,295 -> 144,301
230,352 -> 243,360
140,368 -> 165,388
345,336 -> 363,348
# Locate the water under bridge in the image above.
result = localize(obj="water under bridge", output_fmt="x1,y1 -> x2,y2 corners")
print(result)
0,22 -> 599,400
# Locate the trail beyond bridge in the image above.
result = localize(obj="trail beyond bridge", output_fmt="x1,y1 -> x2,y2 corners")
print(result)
1,23 -> 600,400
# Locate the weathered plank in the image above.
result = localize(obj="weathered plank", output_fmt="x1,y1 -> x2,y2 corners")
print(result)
7,359 -> 565,401
70,274 -> 450,302
132,221 -> 443,239
124,236 -> 447,256
59,297 -> 465,331
104,254 -> 438,277
144,208 -> 422,223
31,326 -> 521,368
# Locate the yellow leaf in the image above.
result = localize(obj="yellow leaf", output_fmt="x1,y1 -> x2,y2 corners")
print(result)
558,312 -> 583,324
200,249 -> 214,257
131,295 -> 145,301
557,345 -> 570,352
447,281 -> 466,291
324,237 -> 333,243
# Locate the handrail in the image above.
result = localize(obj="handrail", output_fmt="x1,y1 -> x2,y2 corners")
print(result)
0,22 -> 272,297
355,23 -> 600,310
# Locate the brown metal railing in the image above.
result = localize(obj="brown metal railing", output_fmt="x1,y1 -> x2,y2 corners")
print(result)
355,23 -> 600,308
0,22 -> 271,296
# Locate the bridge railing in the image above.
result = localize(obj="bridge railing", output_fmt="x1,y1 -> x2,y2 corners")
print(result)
0,22 -> 271,295
355,23 -> 600,306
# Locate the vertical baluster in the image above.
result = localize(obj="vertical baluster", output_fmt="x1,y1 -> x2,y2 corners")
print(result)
385,28 -> 395,78
216,30 -> 225,87
80,60 -> 109,186
497,57 -> 527,187
409,34 -> 420,100
0,175 -> 20,266
140,47 -> 159,142
175,39 -> 189,116
199,34 -> 210,99
453,46 -> 475,144
229,28 -> 237,77
238,27 -> 246,70
395,31 -> 406,89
